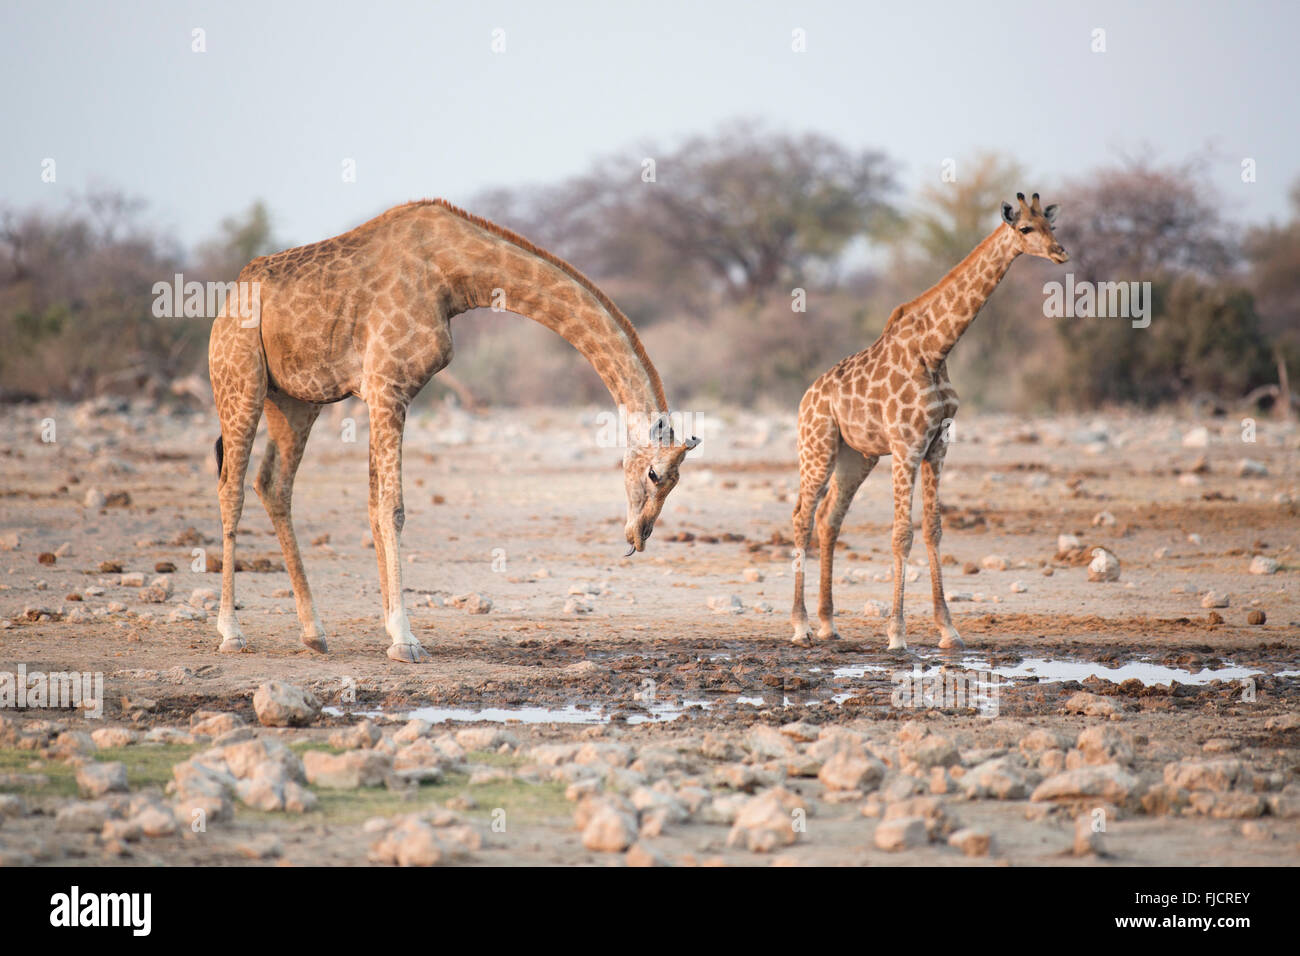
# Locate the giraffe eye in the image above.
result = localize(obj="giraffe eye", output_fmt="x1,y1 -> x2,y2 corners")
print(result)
648,468 -> 660,484
1018,226 -> 1033,234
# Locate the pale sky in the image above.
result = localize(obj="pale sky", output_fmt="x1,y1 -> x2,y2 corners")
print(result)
2,0 -> 1295,250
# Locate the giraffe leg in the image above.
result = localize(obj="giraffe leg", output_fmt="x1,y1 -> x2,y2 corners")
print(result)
791,427 -> 838,646
886,452 -> 921,652
921,452 -> 963,650
366,397 -> 428,663
211,353 -> 266,654
255,392 -> 326,653
814,448 -> 876,640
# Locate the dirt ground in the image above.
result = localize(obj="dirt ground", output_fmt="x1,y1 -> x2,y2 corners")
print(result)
0,398 -> 1297,866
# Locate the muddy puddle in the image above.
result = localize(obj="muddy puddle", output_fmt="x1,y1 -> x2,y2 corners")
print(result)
324,649 -> 1274,726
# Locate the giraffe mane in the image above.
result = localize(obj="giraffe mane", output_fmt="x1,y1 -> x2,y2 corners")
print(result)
399,198 -> 669,413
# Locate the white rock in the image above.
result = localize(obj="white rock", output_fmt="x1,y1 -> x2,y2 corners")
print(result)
874,816 -> 927,851
1091,511 -> 1116,527
1057,534 -> 1082,554
1200,590 -> 1230,609
76,761 -> 128,798
252,681 -> 321,727
84,488 -> 107,509
707,594 -> 744,614
980,554 -> 1009,572
1237,458 -> 1268,478
863,599 -> 889,618
1009,581 -> 1027,594
1182,426 -> 1210,448
1087,548 -> 1120,582
1249,555 -> 1279,575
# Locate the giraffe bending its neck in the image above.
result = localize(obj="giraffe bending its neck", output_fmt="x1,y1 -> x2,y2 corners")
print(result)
790,192 -> 1066,651
208,199 -> 699,663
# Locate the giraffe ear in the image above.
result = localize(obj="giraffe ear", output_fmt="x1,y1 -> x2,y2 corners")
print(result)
649,415 -> 674,446
1043,203 -> 1060,224
1000,201 -> 1018,225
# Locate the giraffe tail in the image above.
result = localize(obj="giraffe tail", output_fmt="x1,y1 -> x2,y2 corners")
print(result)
213,434 -> 224,480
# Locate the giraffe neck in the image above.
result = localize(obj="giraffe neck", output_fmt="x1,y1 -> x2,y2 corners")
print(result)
441,228 -> 668,441
903,224 -> 1021,365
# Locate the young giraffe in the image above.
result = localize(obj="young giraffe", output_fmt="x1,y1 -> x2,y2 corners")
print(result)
790,192 -> 1067,651
209,199 -> 699,663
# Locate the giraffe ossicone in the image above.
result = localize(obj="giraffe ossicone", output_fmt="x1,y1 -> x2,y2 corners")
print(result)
790,193 -> 1067,651
208,199 -> 699,663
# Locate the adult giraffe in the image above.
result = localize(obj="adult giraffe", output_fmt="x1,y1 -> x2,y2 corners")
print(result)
209,199 -> 699,663
790,192 -> 1067,651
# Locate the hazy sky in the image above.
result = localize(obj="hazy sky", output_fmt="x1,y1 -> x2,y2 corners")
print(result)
2,0 -> 1296,250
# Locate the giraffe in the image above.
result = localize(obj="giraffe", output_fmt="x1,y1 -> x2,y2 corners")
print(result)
790,192 -> 1067,651
208,199 -> 700,663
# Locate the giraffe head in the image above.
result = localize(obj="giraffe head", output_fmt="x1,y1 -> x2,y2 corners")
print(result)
1000,192 -> 1068,263
622,417 -> 701,555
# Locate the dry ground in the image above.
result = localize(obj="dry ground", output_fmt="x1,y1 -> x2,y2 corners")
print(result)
0,398 -> 1297,866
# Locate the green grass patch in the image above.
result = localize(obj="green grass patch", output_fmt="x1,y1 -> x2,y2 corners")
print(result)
0,743 -> 199,798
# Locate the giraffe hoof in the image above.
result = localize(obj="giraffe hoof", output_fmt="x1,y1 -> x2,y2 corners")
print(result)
791,624 -> 813,647
301,634 -> 329,654
938,635 -> 965,651
218,637 -> 247,654
817,628 -> 840,641
885,641 -> 909,655
387,642 -> 431,664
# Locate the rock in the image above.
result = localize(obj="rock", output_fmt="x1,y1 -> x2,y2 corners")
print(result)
76,762 -> 128,798
1019,729 -> 1073,757
1009,580 -> 1027,593
1163,759 -> 1242,792
329,720 -> 383,750
948,827 -> 993,856
980,554 -> 1009,571
746,725 -> 796,759
1031,764 -> 1141,807
1237,458 -> 1268,478
84,488 -> 107,509
1056,533 -> 1081,554
962,756 -> 1038,800
1062,692 -> 1119,717
1249,555 -> 1279,575
1248,610 -> 1266,625
1140,783 -> 1190,816
742,568 -> 764,583
626,841 -> 670,867
1182,426 -> 1209,448
1188,791 -> 1264,818
252,680 -> 321,727
370,819 -> 449,866
1091,510 -> 1116,527
448,592 -> 492,614
726,788 -> 805,853
393,718 -> 433,744
1266,789 -> 1300,818
1076,726 -> 1135,766
707,594 -> 744,614
189,711 -> 245,737
818,748 -> 885,792
90,727 -> 139,749
863,599 -> 889,618
303,750 -> 393,789
900,735 -> 959,772
1200,591 -> 1230,609
582,805 -> 638,852
1265,713 -> 1300,731
1087,548 -> 1120,582
874,816 -> 927,851
56,801 -> 111,832
1073,815 -> 1105,856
